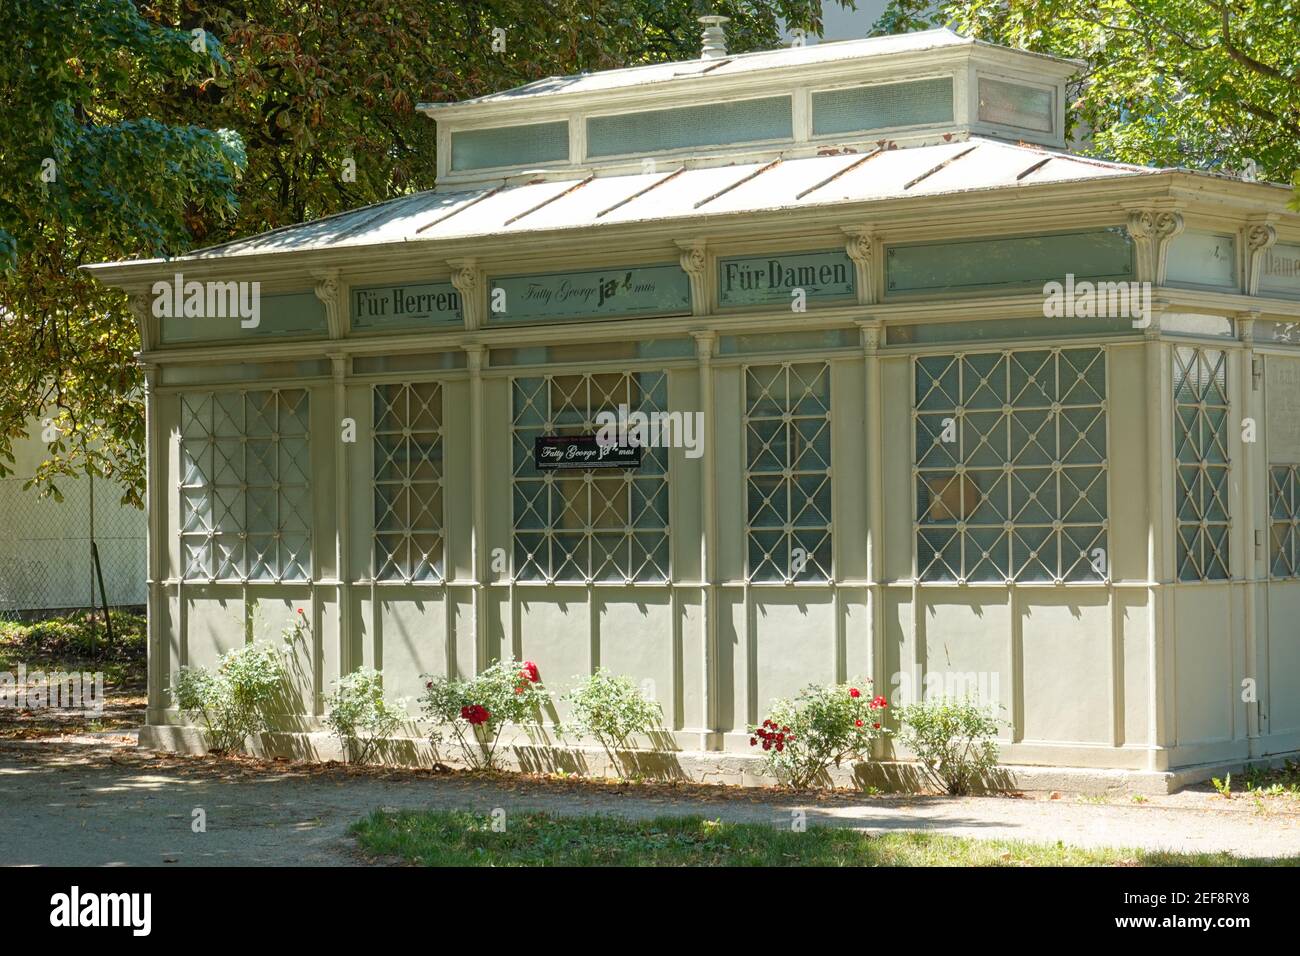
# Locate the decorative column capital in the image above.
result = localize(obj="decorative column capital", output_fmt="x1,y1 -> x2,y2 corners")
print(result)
841,227 -> 879,305
1124,207 -> 1183,285
1237,309 -> 1261,344
138,359 -> 159,391
691,329 -> 716,362
676,240 -> 709,316
463,343 -> 486,373
313,269 -> 343,338
326,351 -> 348,380
448,258 -> 484,330
127,289 -> 157,350
1245,220 -> 1279,296
856,319 -> 883,352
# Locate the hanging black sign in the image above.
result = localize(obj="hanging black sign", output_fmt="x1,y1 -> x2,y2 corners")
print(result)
534,435 -> 643,470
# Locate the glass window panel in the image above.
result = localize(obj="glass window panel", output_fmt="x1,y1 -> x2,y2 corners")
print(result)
1173,347 -> 1231,581
915,348 -> 1108,582
813,77 -> 953,136
745,362 -> 832,582
587,96 -> 792,157
371,383 -> 444,582
178,389 -> 311,581
510,371 -> 670,582
451,121 -> 568,171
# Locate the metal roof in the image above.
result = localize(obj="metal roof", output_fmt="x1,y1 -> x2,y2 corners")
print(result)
420,29 -> 1079,111
163,139 -> 1161,263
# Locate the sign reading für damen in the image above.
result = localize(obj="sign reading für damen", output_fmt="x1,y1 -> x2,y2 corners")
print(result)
718,250 -> 855,307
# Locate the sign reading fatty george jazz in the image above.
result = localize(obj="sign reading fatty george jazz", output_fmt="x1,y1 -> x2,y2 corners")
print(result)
351,281 -> 462,331
491,265 -> 690,323
534,435 -> 642,470
718,250 -> 855,307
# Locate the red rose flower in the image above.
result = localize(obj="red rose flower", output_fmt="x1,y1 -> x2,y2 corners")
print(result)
461,704 -> 490,725
762,740 -> 772,751
849,688 -> 861,698
871,695 -> 888,709
855,719 -> 864,727
750,737 -> 758,746
521,661 -> 540,683
873,722 -> 881,730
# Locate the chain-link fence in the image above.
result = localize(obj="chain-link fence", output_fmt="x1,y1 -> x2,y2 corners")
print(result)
0,475 -> 146,614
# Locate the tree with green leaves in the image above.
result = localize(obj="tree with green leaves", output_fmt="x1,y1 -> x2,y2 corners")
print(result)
0,0 -> 244,504
1,0 -> 847,504
872,0 -> 1300,193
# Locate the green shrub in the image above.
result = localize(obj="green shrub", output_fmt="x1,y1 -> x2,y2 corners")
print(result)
420,659 -> 549,770
172,642 -> 287,753
895,696 -> 1002,795
324,667 -> 407,764
750,680 -> 889,790
562,670 -> 663,771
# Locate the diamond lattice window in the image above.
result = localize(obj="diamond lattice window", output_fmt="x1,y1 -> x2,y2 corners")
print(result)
180,389 -> 311,581
1174,347 -> 1231,581
511,372 -> 670,583
914,348 -> 1108,583
373,382 -> 444,582
745,363 -> 832,582
1269,465 -> 1300,578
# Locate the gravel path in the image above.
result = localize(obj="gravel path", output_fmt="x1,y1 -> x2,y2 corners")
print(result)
1,741 -> 1297,865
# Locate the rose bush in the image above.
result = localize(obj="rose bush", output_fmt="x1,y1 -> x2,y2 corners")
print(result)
323,666 -> 407,764
894,696 -> 1002,796
172,641 -> 287,754
561,669 -> 663,775
750,679 -> 889,789
420,659 -> 548,770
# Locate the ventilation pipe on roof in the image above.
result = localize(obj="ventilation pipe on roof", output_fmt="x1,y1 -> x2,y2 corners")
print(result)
699,15 -> 729,60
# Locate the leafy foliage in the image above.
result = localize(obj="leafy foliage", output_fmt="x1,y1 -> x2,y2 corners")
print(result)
749,680 -> 889,789
872,0 -> 1300,193
324,666 -> 407,764
420,658 -> 549,770
894,696 -> 1002,795
0,0 -> 245,504
172,641 -> 286,753
2,0 -> 846,501
562,669 -> 663,770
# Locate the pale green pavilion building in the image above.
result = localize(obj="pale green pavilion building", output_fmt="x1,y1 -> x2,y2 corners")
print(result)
88,26 -> 1300,788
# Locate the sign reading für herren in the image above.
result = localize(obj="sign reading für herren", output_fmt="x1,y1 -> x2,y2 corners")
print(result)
718,250 -> 855,307
351,281 -> 462,331
534,435 -> 642,470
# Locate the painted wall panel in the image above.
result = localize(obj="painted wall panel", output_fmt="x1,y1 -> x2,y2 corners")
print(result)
831,361 -> 868,581
1108,345 -> 1149,583
753,590 -> 838,706
1118,589 -> 1150,746
517,587 -> 591,697
377,590 -> 448,705
1267,582 -> 1300,733
181,587 -> 245,671
1019,592 -> 1110,744
596,593 -> 675,725
882,357 -> 913,581
1172,585 -> 1236,745
919,594 -> 1012,720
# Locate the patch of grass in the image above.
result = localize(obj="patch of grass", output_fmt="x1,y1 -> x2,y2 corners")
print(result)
350,809 -> 1300,867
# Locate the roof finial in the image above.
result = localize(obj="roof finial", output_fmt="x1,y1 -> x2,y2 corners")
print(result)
699,14 -> 730,60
